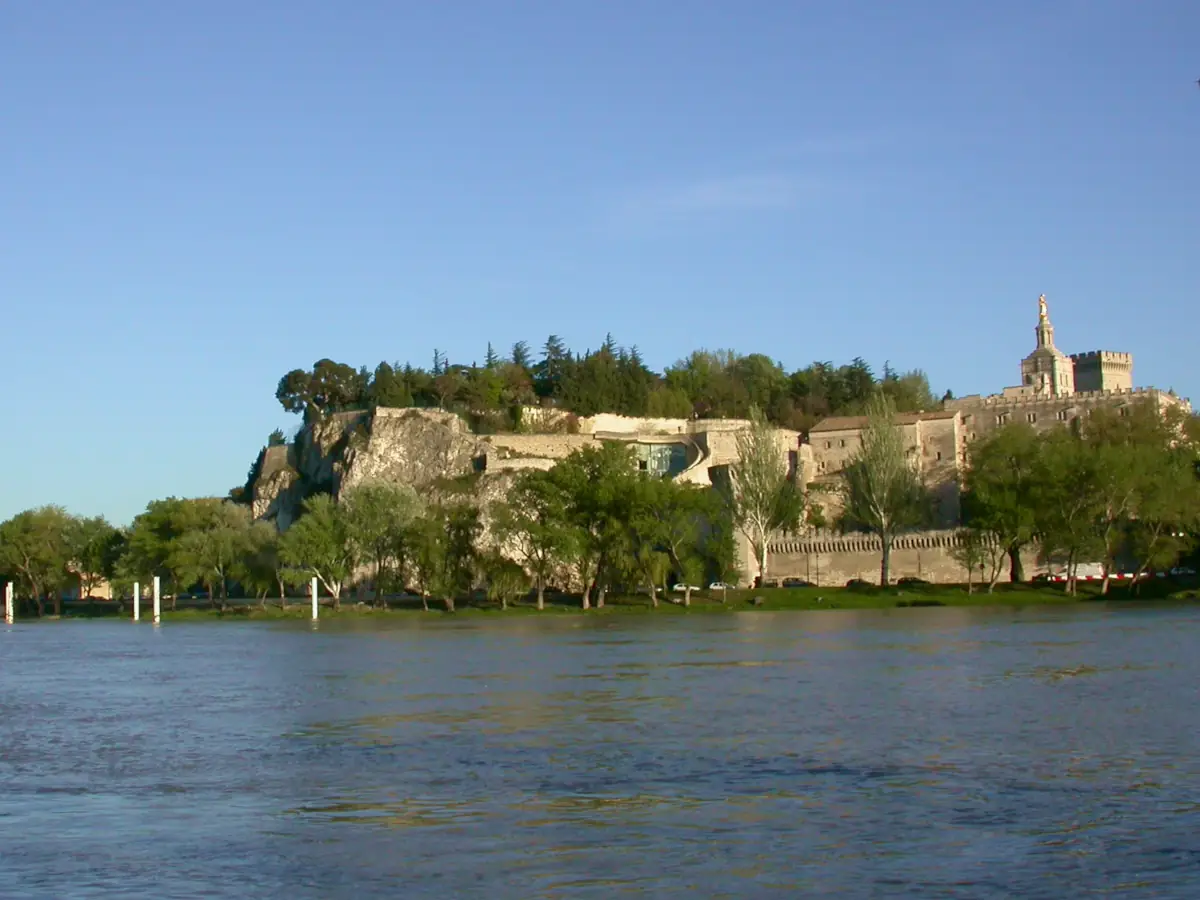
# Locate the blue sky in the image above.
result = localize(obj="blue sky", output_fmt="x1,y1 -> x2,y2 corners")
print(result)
2,1 -> 1198,525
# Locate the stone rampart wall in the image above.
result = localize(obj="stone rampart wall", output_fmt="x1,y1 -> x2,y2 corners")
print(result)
579,413 -> 692,435
484,433 -> 596,460
259,444 -> 293,480
766,529 -> 1045,587
485,457 -> 558,473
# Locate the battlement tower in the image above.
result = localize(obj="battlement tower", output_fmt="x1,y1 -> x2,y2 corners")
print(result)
1070,350 -> 1134,393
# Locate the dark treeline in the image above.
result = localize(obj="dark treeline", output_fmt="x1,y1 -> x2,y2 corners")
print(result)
275,335 -> 940,432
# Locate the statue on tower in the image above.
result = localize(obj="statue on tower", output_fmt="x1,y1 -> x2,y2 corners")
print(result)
1038,294 -> 1048,321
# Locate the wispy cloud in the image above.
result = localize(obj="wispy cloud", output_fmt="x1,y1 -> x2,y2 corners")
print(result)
659,174 -> 807,213
608,172 -> 827,229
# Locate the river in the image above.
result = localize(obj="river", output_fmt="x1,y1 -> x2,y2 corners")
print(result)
2,605 -> 1199,898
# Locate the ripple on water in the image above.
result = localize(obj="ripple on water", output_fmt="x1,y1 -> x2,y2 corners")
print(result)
1,608 -> 1199,898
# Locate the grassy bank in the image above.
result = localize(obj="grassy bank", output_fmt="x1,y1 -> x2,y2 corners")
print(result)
38,578 -> 1200,621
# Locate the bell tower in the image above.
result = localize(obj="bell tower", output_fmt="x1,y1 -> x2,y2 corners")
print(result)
1019,294 -> 1075,396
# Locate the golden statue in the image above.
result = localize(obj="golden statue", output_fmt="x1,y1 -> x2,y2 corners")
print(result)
1038,294 -> 1048,320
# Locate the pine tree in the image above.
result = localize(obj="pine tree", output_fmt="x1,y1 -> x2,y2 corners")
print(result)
511,341 -> 532,371
534,335 -> 569,399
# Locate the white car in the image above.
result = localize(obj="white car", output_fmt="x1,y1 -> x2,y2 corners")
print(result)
708,582 -> 734,591
672,583 -> 701,592
1170,566 -> 1197,576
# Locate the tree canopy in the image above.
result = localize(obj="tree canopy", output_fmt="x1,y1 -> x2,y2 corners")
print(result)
274,338 -> 938,432
962,402 -> 1200,593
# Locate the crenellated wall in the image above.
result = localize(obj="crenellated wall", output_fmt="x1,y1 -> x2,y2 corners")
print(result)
946,387 -> 1190,441
1070,350 -> 1134,393
766,529 -> 1045,586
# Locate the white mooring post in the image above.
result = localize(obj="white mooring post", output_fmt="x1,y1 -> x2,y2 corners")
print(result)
4,582 -> 13,625
153,576 -> 161,626
311,577 -> 319,621
132,581 -> 140,622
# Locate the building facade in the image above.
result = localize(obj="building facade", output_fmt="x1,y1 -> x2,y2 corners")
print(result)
945,294 -> 1188,442
773,294 -> 1193,585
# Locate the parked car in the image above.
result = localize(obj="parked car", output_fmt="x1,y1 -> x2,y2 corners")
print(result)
846,578 -> 872,589
897,577 -> 930,586
708,582 -> 734,591
781,577 -> 813,588
672,583 -> 702,593
1170,566 -> 1197,577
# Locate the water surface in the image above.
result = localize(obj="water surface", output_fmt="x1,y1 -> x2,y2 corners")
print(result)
2,605 -> 1199,898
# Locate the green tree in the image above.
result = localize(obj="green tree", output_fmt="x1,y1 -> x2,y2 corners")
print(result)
628,543 -> 671,607
511,341 -> 532,371
961,424 -> 1042,582
341,480 -> 423,605
1032,429 -> 1105,595
462,366 -> 504,415
276,359 -> 368,420
840,393 -> 931,586
119,497 -> 215,609
173,501 -> 253,608
948,528 -> 1006,594
231,521 -> 286,608
66,515 -> 121,602
1128,464 -> 1199,589
369,361 -> 413,408
0,506 -> 73,616
432,367 -> 465,409
491,472 -> 576,610
1089,436 -> 1146,594
406,503 -> 481,612
547,443 -> 639,608
482,553 -> 527,610
534,334 -> 571,399
725,407 -> 803,586
405,513 -> 444,611
637,478 -> 719,606
1093,404 -> 1200,589
615,476 -> 667,606
279,494 -> 358,608
881,365 -> 936,413
442,503 -> 482,611
733,354 -> 788,416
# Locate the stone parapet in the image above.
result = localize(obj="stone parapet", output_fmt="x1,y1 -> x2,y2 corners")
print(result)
1069,350 -> 1133,365
770,529 -> 965,556
947,386 -> 1170,410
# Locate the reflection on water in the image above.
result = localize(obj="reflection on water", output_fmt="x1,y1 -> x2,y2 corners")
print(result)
2,606 -> 1200,898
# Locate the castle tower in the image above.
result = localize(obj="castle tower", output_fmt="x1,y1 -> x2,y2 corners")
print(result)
1019,294 -> 1075,396
1070,350 -> 1134,393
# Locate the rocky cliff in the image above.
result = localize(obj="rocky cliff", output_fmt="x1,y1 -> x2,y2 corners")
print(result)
248,407 -> 811,590
251,408 -> 490,529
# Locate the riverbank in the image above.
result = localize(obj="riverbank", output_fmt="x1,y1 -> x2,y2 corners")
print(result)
25,579 -> 1200,621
